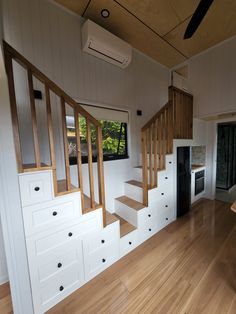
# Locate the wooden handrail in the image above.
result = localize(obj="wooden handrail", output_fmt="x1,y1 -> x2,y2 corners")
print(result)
142,101 -> 171,131
3,41 -> 100,128
3,40 -> 106,226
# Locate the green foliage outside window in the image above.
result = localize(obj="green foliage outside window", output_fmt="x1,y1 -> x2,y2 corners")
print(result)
79,117 -> 126,155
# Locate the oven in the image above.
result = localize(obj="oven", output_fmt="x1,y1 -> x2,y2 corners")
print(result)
195,170 -> 205,196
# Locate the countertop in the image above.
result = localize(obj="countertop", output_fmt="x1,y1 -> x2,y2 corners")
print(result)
231,201 -> 236,213
191,164 -> 206,172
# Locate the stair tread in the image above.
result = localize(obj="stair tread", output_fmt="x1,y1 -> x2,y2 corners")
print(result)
115,195 -> 145,211
135,166 -> 164,171
113,213 -> 137,237
125,179 -> 157,191
106,211 -> 119,225
125,180 -> 144,188
57,180 -> 79,193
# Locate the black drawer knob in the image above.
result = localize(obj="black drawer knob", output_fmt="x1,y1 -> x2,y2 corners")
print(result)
129,241 -> 132,245
165,177 -> 168,179
34,186 -> 40,192
161,192 -> 164,195
169,161 -> 172,164
59,286 -> 64,292
57,262 -> 62,268
52,211 -> 58,216
68,232 -> 73,237
102,258 -> 106,263
165,205 -> 168,208
101,239 -> 105,244
166,218 -> 168,221
149,228 -> 152,231
148,214 -> 151,217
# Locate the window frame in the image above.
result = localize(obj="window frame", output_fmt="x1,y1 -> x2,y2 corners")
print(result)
68,119 -> 129,166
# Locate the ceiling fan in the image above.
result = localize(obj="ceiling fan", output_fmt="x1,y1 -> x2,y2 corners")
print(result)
184,0 -> 214,39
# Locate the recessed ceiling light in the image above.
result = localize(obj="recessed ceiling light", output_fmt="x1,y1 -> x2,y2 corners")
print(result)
101,9 -> 110,18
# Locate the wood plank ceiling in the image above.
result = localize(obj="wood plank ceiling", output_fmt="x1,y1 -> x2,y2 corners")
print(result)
54,0 -> 236,68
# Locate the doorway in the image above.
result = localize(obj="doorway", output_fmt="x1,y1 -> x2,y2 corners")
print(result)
215,122 -> 236,203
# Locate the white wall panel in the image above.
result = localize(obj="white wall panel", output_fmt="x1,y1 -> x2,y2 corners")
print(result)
189,36 -> 236,118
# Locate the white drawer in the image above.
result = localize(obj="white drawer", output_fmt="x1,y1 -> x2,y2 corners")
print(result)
138,206 -> 157,227
27,212 -> 102,257
158,207 -> 175,228
120,230 -> 138,257
84,222 -> 119,254
19,171 -> 53,207
83,241 -> 119,281
138,220 -> 158,244
23,193 -> 82,236
37,241 -> 83,283
39,263 -> 83,312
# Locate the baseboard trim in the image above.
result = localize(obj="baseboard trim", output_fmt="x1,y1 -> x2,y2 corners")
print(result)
0,275 -> 9,285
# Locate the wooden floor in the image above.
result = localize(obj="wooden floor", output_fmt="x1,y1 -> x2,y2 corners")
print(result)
1,199 -> 236,314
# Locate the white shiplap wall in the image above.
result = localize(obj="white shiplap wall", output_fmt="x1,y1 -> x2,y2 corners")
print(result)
0,216 -> 8,284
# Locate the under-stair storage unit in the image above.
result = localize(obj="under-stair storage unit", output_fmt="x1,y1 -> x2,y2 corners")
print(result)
20,169 -> 104,313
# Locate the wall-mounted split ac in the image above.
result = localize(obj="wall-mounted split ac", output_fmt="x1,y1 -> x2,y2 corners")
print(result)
82,19 -> 132,69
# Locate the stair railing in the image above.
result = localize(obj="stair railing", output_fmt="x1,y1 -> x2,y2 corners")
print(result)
141,101 -> 173,206
141,87 -> 193,207
3,41 -> 106,226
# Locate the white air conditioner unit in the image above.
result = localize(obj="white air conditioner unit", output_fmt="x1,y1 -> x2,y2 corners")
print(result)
81,20 -> 132,69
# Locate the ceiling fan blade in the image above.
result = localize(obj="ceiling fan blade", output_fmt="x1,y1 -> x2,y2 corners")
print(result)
184,0 -> 214,39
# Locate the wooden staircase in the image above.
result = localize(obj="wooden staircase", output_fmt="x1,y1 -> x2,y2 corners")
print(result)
3,41 -> 106,225
114,86 -> 193,240
4,40 -> 193,238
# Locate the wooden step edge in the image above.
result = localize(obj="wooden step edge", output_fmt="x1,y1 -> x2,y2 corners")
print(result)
113,213 -> 137,238
125,180 -> 156,190
134,166 -> 165,172
115,195 -> 146,211
125,180 -> 144,188
106,211 -> 120,225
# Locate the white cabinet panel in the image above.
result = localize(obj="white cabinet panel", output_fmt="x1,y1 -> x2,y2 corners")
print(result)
19,171 -> 53,206
23,192 -> 82,236
120,230 -> 138,257
83,222 -> 119,281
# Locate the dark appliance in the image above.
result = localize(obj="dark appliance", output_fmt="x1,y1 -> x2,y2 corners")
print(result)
195,170 -> 205,195
177,147 -> 191,217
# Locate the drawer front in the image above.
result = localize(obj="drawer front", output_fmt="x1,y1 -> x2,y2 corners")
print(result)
120,230 -> 138,257
40,263 -> 83,312
158,207 -> 175,228
83,241 -> 119,281
23,193 -> 82,236
138,206 -> 157,227
28,214 -> 101,257
84,222 -> 119,254
156,186 -> 174,202
19,171 -> 53,207
138,220 -> 158,244
38,241 -> 83,283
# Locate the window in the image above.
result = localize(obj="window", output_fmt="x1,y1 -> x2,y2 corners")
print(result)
67,108 -> 128,165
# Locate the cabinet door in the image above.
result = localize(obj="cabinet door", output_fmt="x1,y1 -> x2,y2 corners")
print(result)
29,238 -> 84,314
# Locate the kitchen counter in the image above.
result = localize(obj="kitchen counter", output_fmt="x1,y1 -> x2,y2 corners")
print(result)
231,201 -> 236,213
191,164 -> 205,172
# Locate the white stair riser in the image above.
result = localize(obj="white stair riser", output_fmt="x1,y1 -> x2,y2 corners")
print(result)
124,183 -> 143,203
115,200 -> 138,227
133,168 -> 174,187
